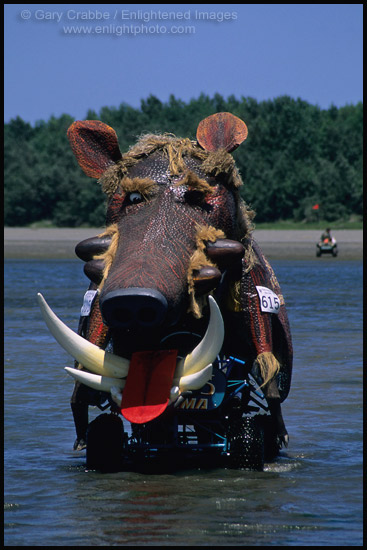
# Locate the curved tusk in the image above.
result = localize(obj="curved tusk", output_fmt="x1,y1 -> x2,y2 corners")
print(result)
64,367 -> 125,392
176,296 -> 224,377
177,364 -> 213,392
37,293 -> 129,378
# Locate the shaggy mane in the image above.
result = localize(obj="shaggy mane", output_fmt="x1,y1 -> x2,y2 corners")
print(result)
99,133 -> 244,197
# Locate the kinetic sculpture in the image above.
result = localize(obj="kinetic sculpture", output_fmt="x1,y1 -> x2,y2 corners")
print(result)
38,112 -> 293,471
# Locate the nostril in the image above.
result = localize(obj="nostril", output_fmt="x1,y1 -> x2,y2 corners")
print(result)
138,307 -> 157,325
100,287 -> 168,329
113,308 -> 133,326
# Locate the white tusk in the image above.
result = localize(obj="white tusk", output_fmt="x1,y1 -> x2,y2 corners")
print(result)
176,296 -> 224,378
64,367 -> 125,393
177,364 -> 213,392
37,293 -> 129,378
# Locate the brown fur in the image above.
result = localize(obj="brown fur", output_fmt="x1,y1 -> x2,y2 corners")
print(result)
225,280 -> 242,313
174,170 -> 214,195
234,195 -> 256,243
98,133 -> 245,197
255,351 -> 281,387
123,134 -> 207,176
187,225 -> 226,318
119,177 -> 157,198
201,149 -> 239,185
98,158 -> 139,196
95,224 -> 119,289
195,225 -> 226,248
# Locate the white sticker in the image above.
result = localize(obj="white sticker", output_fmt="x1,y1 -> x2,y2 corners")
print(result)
80,290 -> 98,317
256,286 -> 280,314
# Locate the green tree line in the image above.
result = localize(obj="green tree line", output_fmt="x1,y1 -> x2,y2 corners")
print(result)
4,94 -> 363,226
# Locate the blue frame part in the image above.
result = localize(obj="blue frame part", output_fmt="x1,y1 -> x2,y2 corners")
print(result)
119,356 -> 270,460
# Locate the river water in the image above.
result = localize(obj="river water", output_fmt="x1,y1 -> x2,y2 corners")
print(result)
4,258 -> 363,546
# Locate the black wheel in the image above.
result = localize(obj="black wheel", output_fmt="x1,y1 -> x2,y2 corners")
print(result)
226,416 -> 264,470
263,416 -> 283,461
86,413 -> 125,472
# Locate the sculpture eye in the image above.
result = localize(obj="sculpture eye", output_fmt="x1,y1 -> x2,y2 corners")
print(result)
184,189 -> 206,205
128,192 -> 143,204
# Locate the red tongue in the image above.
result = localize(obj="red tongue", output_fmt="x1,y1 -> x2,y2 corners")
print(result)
121,350 -> 178,424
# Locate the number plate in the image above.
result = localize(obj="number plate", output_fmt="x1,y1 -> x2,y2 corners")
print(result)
256,286 -> 280,314
80,290 -> 98,316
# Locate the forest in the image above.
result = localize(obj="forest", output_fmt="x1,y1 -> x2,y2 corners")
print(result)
4,93 -> 363,227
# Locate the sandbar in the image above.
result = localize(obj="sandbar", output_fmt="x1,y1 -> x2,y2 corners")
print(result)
4,227 -> 363,260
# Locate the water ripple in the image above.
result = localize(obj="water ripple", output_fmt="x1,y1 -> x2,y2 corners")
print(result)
4,259 -> 363,546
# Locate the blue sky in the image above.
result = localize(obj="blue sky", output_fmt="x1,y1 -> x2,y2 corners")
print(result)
4,4 -> 363,125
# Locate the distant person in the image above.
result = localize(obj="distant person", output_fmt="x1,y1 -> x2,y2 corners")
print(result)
321,228 -> 332,243
316,227 -> 338,256
320,228 -> 336,245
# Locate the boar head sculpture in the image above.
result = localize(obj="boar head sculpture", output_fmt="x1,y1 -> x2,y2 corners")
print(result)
38,112 -> 292,471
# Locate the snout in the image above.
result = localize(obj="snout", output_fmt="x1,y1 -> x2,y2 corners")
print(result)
99,288 -> 168,329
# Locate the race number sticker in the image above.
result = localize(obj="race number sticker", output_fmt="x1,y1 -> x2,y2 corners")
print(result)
256,286 -> 280,314
80,290 -> 98,317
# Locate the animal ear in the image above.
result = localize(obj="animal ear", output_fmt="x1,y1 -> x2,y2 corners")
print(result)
196,112 -> 248,153
67,120 -> 122,178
